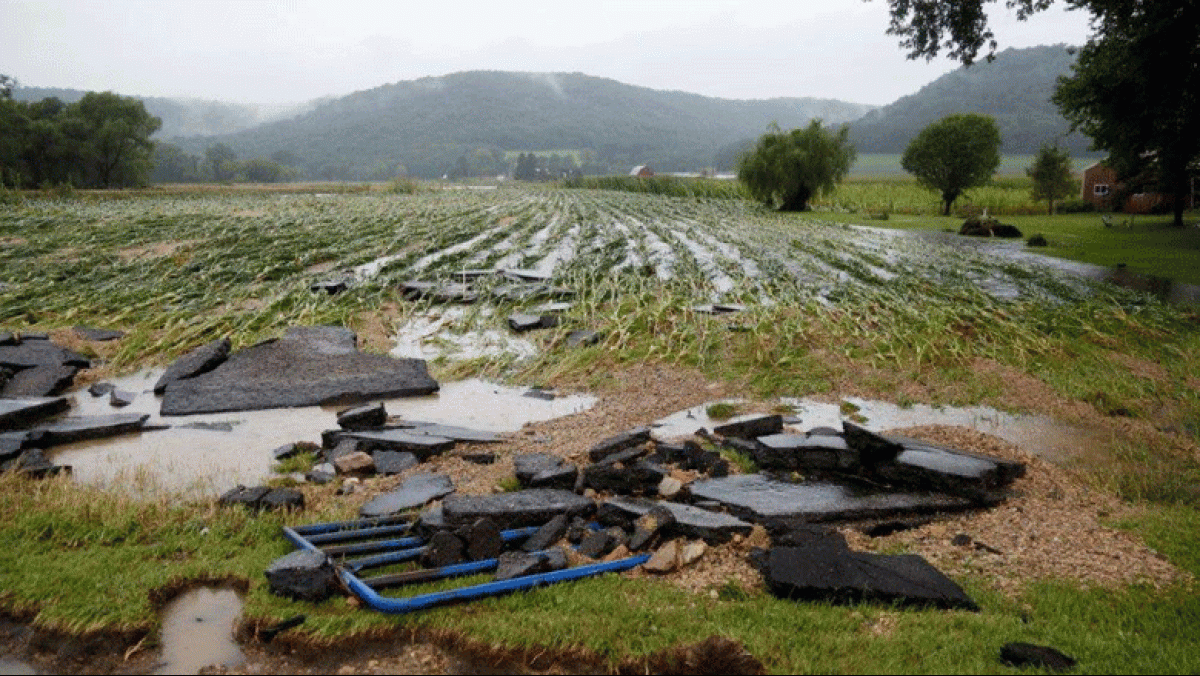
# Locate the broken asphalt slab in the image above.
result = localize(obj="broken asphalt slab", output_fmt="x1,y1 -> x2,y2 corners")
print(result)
160,327 -> 438,415
359,473 -> 455,518
0,397 -> 68,431
442,489 -> 594,529
28,413 -> 152,447
153,338 -> 231,394
602,496 -> 754,544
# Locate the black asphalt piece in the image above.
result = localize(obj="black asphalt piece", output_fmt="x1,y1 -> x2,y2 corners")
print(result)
999,643 -> 1077,672
687,474 -> 977,526
29,413 -> 151,447
400,281 -> 478,304
88,382 -> 116,397
0,340 -> 91,370
359,473 -> 455,518
507,313 -> 549,333
1,364 -> 79,397
108,390 -> 135,407
420,531 -> 467,568
842,421 -> 904,467
713,414 -> 783,440
0,397 -> 68,431
219,485 -> 272,509
577,529 -> 616,559
399,422 -> 501,444
456,517 -> 503,561
265,550 -> 338,602
582,459 -> 666,495
587,426 -> 652,462
72,326 -> 125,342
153,338 -> 231,395
629,505 -> 677,551
341,429 -> 455,459
0,332 -> 14,346
754,433 -> 855,472
765,546 -> 979,611
337,402 -> 387,430
874,437 -> 1027,503
305,463 -> 336,485
441,489 -> 594,529
160,327 -> 439,415
521,514 -> 569,553
260,488 -> 305,511
2,448 -> 69,477
373,450 -> 419,476
461,452 -> 496,465
494,548 -> 568,581
310,280 -> 349,295
565,330 -> 602,348
514,453 -> 577,489
603,497 -> 754,544
272,443 -> 303,460
768,524 -> 849,549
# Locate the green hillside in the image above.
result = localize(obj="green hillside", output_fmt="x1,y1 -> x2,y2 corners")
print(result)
848,45 -> 1092,154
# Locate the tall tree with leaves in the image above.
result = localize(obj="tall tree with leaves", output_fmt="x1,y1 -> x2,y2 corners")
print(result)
738,120 -> 856,212
71,92 -> 161,188
902,113 -> 1001,215
881,1 -> 1199,226
1026,143 -> 1075,214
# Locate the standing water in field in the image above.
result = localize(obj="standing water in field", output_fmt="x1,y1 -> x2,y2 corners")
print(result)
154,587 -> 244,675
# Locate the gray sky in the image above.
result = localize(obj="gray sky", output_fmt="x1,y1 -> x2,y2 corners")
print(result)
2,0 -> 1094,107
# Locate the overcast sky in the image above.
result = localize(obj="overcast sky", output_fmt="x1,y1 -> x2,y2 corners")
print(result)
2,0 -> 1094,108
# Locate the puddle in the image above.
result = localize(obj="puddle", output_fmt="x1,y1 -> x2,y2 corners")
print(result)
154,587 -> 244,675
47,372 -> 595,495
652,397 -> 1102,463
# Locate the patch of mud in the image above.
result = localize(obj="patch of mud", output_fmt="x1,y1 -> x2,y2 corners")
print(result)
116,240 -> 196,262
154,587 -> 245,674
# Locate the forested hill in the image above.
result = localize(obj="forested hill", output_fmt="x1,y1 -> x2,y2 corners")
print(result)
848,45 -> 1092,154
172,71 -> 875,178
10,86 -> 308,138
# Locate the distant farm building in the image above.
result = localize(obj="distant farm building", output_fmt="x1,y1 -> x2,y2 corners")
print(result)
629,165 -> 654,177
1080,159 -> 1180,214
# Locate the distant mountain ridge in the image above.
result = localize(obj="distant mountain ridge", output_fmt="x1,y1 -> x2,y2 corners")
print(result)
172,71 -> 876,178
848,45 -> 1092,154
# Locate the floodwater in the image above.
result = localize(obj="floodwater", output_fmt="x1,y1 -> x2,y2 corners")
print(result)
47,372 -> 596,496
153,587 -> 244,675
652,396 -> 1102,462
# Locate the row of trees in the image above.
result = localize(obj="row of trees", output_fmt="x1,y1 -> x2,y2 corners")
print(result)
0,79 -> 161,189
151,142 -> 304,183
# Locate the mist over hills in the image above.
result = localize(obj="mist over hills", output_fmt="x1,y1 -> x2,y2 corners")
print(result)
847,45 -> 1092,154
14,45 -> 1094,179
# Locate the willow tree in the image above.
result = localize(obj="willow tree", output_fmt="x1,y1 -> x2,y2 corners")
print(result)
738,121 -> 856,212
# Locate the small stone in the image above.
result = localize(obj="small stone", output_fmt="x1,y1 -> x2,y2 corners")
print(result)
577,530 -> 614,559
88,382 -> 115,397
260,488 -> 305,511
999,643 -> 1077,672
679,540 -> 707,567
337,402 -> 387,430
643,539 -> 681,574
657,476 -> 684,499
333,451 -> 375,476
603,544 -> 631,562
420,531 -> 466,568
108,389 -> 135,407
522,514 -> 569,553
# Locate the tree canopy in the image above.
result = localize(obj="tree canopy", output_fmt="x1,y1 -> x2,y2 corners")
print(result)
1026,143 -> 1075,214
881,1 -> 1199,226
737,121 -> 856,212
901,113 -> 1001,215
0,86 -> 161,189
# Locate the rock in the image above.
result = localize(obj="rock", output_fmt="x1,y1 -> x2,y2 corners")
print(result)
333,451 -> 375,476
999,643 -> 1077,672
326,438 -> 361,462
507,313 -> 557,332
420,531 -> 467,568
594,444 -> 649,466
1,364 -> 79,397
455,517 -> 503,561
108,390 -> 135,407
582,460 -> 666,495
603,544 -> 632,562
337,402 -> 387,430
443,489 -> 594,530
577,529 -> 616,559
629,505 -> 677,551
587,427 -> 652,462
841,422 -> 904,467
513,453 -> 571,486
305,463 -> 336,484
603,497 -> 753,544
272,443 -> 303,460
770,524 -> 850,550
713,414 -> 783,440
959,216 -> 1023,239
219,485 -> 272,509
643,539 -> 681,574
260,488 -> 305,511
359,474 -> 455,517
265,550 -> 338,602
401,281 -> 478,304
687,474 -> 976,527
765,546 -> 978,611
657,476 -> 684,500
153,338 -> 231,395
29,413 -> 151,447
373,450 -> 419,476
494,547 -> 569,581
310,280 -> 349,295
0,340 -> 91,370
72,326 -> 124,342
565,330 -> 602,348
160,327 -> 439,415
461,452 -> 496,465
2,448 -> 68,477
88,382 -> 115,397
0,397 -> 68,431
679,541 -> 707,567
398,422 -> 501,444
521,514 -> 569,552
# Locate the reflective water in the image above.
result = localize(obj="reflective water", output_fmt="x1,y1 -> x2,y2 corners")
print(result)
652,396 -> 1101,462
154,587 -> 244,675
48,372 -> 595,496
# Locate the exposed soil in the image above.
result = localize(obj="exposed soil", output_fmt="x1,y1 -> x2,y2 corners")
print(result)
2,361 -> 1193,674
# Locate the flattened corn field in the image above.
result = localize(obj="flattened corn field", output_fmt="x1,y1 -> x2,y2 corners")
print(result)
0,186 -> 1156,372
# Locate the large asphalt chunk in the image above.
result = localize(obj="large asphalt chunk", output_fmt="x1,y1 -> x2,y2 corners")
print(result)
265,550 -> 339,602
29,413 -> 151,447
765,546 -> 979,611
359,473 -> 455,518
713,414 -> 783,440
0,341 -> 91,370
341,429 -> 455,459
874,437 -> 1026,502
688,474 -> 975,526
603,496 -> 753,544
842,422 -> 904,467
754,433 -> 854,472
1,364 -> 79,397
442,489 -> 594,529
153,338 -> 231,394
0,397 -> 68,431
587,427 -> 652,462
161,327 -> 438,415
